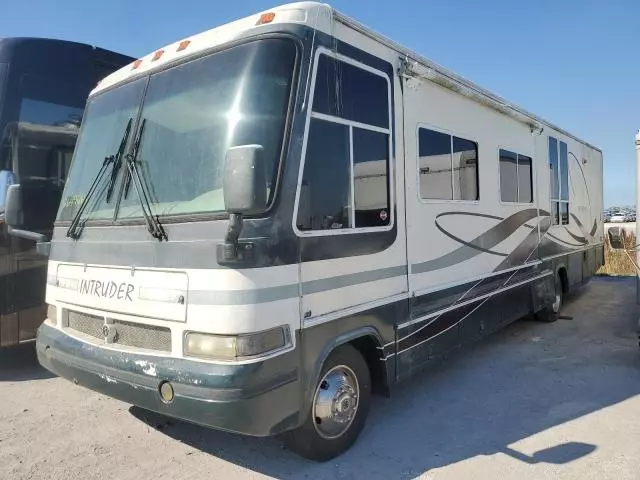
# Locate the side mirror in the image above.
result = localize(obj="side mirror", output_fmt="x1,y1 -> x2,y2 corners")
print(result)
607,226 -> 625,250
5,184 -> 23,228
218,145 -> 266,266
0,170 -> 16,211
4,184 -> 48,246
223,144 -> 267,214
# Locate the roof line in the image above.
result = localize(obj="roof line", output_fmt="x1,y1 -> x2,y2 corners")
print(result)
332,8 -> 601,153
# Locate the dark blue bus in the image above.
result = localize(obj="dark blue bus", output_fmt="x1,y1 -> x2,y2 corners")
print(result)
0,38 -> 132,347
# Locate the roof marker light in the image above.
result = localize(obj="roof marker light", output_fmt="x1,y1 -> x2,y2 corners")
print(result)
152,49 -> 164,61
177,40 -> 191,52
256,12 -> 276,25
132,59 -> 143,70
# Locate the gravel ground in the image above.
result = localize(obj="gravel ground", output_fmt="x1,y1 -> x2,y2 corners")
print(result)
1,276 -> 640,480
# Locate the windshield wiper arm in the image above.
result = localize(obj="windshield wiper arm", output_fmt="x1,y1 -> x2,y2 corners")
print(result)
123,118 -> 167,241
106,117 -> 134,202
66,118 -> 133,239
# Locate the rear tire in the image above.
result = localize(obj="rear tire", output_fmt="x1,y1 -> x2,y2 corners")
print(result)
281,344 -> 371,461
536,274 -> 563,322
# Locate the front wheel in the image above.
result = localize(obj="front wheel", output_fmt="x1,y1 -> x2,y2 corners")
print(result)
281,344 -> 371,461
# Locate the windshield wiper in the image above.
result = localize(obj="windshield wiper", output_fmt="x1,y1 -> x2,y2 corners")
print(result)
66,118 -> 133,239
123,118 -> 167,241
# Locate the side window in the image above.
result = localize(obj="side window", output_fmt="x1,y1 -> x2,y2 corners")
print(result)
499,149 -> 533,203
296,52 -> 391,232
297,120 -> 350,230
549,136 -> 569,225
418,128 -> 479,201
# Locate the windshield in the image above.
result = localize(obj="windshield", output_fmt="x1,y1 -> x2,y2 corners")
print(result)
57,78 -> 146,221
57,38 -> 297,223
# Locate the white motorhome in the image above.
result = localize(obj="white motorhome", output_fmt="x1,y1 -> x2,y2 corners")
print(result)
31,2 -> 604,460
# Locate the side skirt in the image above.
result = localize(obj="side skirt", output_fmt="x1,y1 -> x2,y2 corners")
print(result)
393,270 -> 553,382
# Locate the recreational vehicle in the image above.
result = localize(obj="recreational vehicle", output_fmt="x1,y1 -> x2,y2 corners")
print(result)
0,38 -> 132,347
23,3 -> 604,460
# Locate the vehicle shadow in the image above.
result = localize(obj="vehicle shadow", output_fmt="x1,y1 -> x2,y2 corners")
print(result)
0,342 -> 54,382
129,278 -> 640,478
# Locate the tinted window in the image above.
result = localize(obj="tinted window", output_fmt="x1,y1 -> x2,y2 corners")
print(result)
353,128 -> 390,227
312,54 -> 389,129
0,63 -> 7,115
298,51 -> 392,233
549,136 -> 559,199
418,128 -> 478,201
499,149 -> 518,202
549,136 -> 570,225
559,141 -> 569,201
19,73 -> 87,126
500,150 -> 533,203
19,98 -> 83,127
297,119 -> 350,230
418,128 -> 452,200
452,136 -> 478,201
517,155 -> 533,203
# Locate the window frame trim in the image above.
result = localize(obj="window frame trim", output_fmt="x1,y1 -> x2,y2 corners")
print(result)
496,145 -> 535,206
548,136 -> 570,226
291,46 -> 395,238
415,123 -> 480,205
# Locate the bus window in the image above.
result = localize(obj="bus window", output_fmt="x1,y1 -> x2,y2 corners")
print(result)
18,73 -> 85,128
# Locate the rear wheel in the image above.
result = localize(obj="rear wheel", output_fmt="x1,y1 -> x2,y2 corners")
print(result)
536,274 -> 563,322
281,344 -> 371,461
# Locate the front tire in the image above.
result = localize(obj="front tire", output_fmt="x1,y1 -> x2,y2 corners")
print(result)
281,344 -> 371,461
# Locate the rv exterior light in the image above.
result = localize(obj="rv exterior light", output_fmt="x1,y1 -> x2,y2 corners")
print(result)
131,59 -> 143,70
184,326 -> 290,360
530,124 -> 544,135
152,49 -> 165,61
177,40 -> 191,52
256,12 -> 276,25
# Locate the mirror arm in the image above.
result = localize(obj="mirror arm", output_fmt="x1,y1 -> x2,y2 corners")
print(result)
217,213 -> 256,266
224,213 -> 243,246
7,226 -> 47,243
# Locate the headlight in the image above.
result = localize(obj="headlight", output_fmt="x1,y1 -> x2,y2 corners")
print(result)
184,326 -> 291,360
47,304 -> 58,325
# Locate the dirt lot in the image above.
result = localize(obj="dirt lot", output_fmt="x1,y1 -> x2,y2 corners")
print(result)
2,277 -> 640,480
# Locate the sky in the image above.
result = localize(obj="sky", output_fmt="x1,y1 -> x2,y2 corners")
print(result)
2,0 -> 638,207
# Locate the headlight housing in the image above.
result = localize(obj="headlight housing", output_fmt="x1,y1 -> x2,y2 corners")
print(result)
184,326 -> 291,360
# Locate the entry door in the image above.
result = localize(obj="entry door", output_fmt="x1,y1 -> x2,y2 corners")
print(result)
296,48 -> 408,336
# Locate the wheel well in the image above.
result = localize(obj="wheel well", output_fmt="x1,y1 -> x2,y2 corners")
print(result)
558,267 -> 569,294
348,336 -> 389,397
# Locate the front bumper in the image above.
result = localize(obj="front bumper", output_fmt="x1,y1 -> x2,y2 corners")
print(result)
36,322 -> 301,436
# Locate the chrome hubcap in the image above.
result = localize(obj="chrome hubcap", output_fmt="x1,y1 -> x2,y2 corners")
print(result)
552,293 -> 562,313
313,365 -> 359,439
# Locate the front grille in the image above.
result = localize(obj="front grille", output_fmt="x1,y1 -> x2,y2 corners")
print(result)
65,310 -> 172,352
112,320 -> 172,352
67,311 -> 103,339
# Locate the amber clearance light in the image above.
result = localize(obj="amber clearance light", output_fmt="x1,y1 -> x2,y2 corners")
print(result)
256,12 -> 276,25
